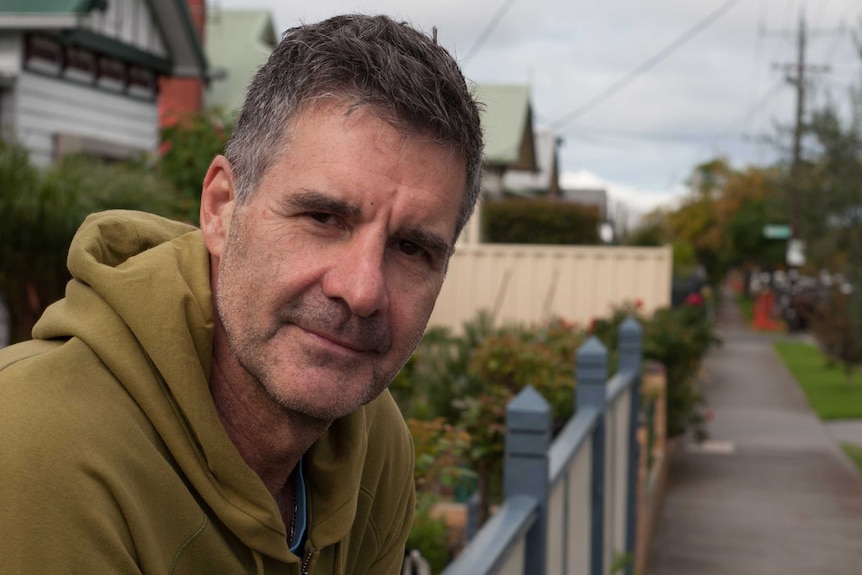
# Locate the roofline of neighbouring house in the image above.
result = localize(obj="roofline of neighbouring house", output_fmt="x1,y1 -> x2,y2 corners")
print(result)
0,0 -> 207,78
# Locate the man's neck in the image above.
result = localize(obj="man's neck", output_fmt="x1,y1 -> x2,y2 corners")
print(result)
209,329 -> 328,497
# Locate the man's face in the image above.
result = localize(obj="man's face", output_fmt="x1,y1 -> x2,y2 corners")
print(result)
204,104 -> 465,422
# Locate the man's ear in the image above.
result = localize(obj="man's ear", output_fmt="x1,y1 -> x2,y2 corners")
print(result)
200,155 -> 236,259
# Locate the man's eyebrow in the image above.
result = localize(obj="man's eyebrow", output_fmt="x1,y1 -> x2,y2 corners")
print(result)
287,189 -> 452,261
285,190 -> 361,218
400,227 -> 451,262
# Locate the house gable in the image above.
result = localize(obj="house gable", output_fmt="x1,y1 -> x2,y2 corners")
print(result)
0,0 -> 206,166
0,0 -> 206,80
475,83 -> 537,171
504,131 -> 562,197
205,9 -> 276,112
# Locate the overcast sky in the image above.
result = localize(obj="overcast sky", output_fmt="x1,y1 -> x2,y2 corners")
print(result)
210,0 -> 861,221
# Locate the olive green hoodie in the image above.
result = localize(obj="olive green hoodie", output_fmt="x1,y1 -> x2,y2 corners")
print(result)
0,211 -> 415,574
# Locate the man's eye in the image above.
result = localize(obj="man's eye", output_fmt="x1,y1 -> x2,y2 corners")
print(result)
398,240 -> 422,257
309,212 -> 333,224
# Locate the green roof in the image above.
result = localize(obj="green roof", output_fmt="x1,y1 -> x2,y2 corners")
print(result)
0,0 -> 206,78
205,9 -> 276,111
0,0 -> 103,14
475,84 -> 536,169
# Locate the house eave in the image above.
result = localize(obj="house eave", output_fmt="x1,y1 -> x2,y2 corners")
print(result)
149,0 -> 207,78
0,14 -> 81,29
0,1 -> 208,79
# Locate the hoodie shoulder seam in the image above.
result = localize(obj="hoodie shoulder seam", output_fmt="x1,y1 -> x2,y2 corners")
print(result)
0,340 -> 63,373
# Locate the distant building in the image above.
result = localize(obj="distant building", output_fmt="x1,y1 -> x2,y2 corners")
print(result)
503,130 -> 561,198
0,0 -> 207,166
562,187 -> 608,220
460,83 -> 537,244
158,0 -> 207,128
474,84 -> 536,199
204,9 -> 276,113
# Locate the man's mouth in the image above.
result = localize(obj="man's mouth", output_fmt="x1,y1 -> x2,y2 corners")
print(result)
298,325 -> 379,354
302,328 -> 373,353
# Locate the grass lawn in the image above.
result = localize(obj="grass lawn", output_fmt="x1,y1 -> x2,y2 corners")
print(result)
773,341 -> 862,420
841,443 -> 862,474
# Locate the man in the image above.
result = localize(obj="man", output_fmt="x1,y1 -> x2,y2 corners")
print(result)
0,14 -> 483,575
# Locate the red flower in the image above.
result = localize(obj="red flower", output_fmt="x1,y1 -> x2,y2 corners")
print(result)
685,292 -> 705,307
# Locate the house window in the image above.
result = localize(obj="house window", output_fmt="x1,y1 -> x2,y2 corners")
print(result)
65,46 -> 96,75
64,46 -> 97,84
24,35 -> 63,74
97,55 -> 126,92
23,34 -> 159,101
127,65 -> 156,98
54,132 -> 142,164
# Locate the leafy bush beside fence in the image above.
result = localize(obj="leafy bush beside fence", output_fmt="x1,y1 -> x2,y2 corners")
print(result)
394,300 -> 717,565
591,301 -> 716,439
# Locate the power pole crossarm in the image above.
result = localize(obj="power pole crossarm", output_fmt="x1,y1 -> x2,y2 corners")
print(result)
763,9 -> 843,239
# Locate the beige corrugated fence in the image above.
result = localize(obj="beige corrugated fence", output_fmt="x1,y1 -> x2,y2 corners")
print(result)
429,243 -> 673,332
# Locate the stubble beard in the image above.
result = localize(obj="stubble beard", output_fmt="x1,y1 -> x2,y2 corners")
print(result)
215,224 -> 424,422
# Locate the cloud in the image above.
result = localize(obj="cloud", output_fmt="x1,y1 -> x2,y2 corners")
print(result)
213,0 -> 861,207
561,169 -> 685,229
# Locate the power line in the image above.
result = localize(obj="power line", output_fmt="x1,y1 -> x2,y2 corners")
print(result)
550,0 -> 743,129
745,0 -> 767,131
464,0 -> 518,61
560,124 -> 742,143
741,77 -> 787,128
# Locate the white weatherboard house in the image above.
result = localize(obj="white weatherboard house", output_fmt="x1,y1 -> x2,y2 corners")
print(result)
0,0 -> 206,167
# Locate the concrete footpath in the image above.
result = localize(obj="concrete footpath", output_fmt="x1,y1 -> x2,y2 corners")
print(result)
646,295 -> 862,574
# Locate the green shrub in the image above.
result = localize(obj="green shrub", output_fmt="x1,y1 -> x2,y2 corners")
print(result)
645,305 -> 715,439
390,313 -> 496,422
392,314 -> 585,526
396,301 -> 716,539
590,301 -> 717,439
483,199 -> 601,244
468,323 -> 581,430
406,418 -> 473,498
0,143 -> 185,342
406,493 -> 450,574
159,107 -> 234,224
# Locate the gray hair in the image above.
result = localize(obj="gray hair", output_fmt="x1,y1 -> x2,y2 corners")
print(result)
224,14 -> 484,239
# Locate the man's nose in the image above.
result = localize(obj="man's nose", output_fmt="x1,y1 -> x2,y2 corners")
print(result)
321,235 -> 389,318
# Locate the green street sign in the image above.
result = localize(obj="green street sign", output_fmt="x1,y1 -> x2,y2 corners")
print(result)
763,224 -> 791,240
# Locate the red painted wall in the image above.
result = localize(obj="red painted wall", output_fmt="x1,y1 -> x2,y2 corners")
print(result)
158,0 -> 206,128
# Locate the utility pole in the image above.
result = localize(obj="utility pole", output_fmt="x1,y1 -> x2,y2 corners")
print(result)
765,9 -> 838,242
790,13 -> 807,171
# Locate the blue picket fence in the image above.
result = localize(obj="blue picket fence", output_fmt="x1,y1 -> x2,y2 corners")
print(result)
442,317 -> 643,575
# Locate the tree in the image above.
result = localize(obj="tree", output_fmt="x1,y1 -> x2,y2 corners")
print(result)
0,143 -> 184,343
625,208 -> 666,247
794,103 -> 862,268
785,26 -> 862,376
652,158 -> 783,285
159,108 -> 235,225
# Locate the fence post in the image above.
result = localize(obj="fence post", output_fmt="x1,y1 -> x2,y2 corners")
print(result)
466,491 -> 480,541
619,316 -> 643,575
505,385 -> 551,575
576,337 -> 608,575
